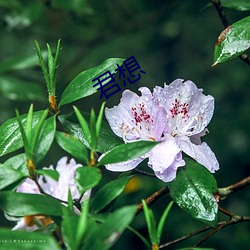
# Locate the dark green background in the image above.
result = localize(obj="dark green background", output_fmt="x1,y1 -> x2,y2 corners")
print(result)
0,0 -> 249,249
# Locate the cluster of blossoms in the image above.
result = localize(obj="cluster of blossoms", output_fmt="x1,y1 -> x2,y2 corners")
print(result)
11,157 -> 89,231
104,79 -> 219,182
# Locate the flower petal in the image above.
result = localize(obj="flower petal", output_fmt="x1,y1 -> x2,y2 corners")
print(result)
16,178 -> 40,194
179,139 -> 219,173
148,137 -> 185,182
153,79 -> 214,136
105,157 -> 145,172
105,88 -> 167,142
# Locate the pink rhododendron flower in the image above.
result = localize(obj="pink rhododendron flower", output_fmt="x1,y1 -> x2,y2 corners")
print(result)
11,157 -> 89,231
104,79 -> 219,182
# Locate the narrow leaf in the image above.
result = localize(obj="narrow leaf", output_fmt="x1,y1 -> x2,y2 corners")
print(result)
96,102 -> 106,140
98,141 -> 159,166
75,167 -> 102,194
91,176 -> 132,213
56,131 -> 89,165
0,191 -> 65,216
83,205 -> 137,250
73,106 -> 91,146
157,201 -> 174,244
221,0 -> 250,11
0,111 -> 44,157
59,58 -> 125,106
58,112 -> 123,153
0,164 -> 27,190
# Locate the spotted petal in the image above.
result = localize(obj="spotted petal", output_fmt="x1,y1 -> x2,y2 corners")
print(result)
153,79 -> 214,136
105,88 -> 167,142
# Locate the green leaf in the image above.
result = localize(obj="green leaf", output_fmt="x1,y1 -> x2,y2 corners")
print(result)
36,169 -> 59,181
0,110 -> 44,157
59,58 -> 125,106
96,102 -> 106,140
0,164 -> 27,190
36,116 -> 56,162
73,106 -> 91,147
0,192 -> 65,216
168,159 -> 218,227
98,141 -> 159,166
89,108 -> 97,150
157,201 -> 174,244
59,112 -> 123,153
142,200 -> 157,245
221,0 -> 250,11
62,201 -> 89,250
91,176 -> 132,213
56,131 -> 89,165
75,167 -> 102,194
213,16 -> 250,65
4,153 -> 28,175
83,205 -> 137,250
62,215 -> 80,250
0,76 -> 46,102
0,228 -> 60,250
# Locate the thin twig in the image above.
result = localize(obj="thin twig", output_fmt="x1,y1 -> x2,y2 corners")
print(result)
134,169 -> 156,178
193,216 -> 250,247
136,186 -> 169,215
159,216 -> 250,249
211,0 -> 250,66
218,206 -> 235,218
218,176 -> 250,198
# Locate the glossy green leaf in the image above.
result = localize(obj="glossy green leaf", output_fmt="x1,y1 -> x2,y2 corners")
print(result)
142,200 -> 157,245
98,141 -> 158,166
0,76 -> 46,102
221,0 -> 250,11
168,159 -> 218,227
62,215 -> 80,250
56,131 -> 89,165
4,153 -> 28,175
0,111 -> 44,157
36,114 -> 55,162
73,106 -> 91,146
58,112 -> 123,153
91,176 -> 132,213
59,58 -> 125,106
0,164 -> 27,190
0,228 -> 60,250
62,201 -> 89,250
0,192 -> 65,216
213,16 -> 250,65
83,205 -> 137,250
75,167 -> 102,194
36,169 -> 59,181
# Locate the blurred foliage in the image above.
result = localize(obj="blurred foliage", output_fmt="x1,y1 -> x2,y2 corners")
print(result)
0,0 -> 249,249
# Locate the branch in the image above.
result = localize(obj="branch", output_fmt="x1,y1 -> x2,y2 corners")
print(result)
136,186 -> 169,215
193,216 -> 250,247
218,176 -> 250,198
159,216 -> 250,249
134,169 -> 156,178
211,0 -> 250,66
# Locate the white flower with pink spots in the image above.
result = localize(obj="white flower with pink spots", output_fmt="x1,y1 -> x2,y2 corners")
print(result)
104,79 -> 219,182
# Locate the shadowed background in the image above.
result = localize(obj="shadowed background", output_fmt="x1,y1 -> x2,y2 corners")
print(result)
0,0 -> 249,249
